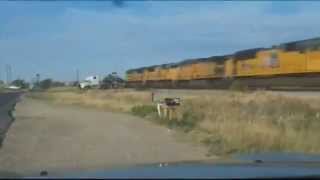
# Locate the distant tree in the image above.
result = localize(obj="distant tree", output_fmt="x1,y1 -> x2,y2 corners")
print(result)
39,79 -> 53,90
0,80 -> 4,85
72,81 -> 79,87
11,79 -> 29,89
51,81 -> 65,87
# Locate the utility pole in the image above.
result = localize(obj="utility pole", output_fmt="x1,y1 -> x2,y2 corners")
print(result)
5,64 -> 12,85
8,65 -> 12,84
5,65 -> 7,84
36,73 -> 40,87
76,69 -> 80,84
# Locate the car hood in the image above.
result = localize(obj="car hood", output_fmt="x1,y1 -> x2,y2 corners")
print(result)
25,153 -> 320,179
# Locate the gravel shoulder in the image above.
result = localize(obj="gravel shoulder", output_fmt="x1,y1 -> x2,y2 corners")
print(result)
0,95 -> 209,175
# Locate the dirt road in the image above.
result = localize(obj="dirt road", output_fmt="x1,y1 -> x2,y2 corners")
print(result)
0,95 -> 209,176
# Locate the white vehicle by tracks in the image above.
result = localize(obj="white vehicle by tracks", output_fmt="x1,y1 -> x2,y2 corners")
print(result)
79,75 -> 100,89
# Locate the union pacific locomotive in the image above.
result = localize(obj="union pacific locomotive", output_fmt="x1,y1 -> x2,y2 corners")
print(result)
126,37 -> 320,90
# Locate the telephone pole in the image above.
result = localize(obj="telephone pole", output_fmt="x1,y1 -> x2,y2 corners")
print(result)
76,69 -> 80,83
8,65 -> 12,84
5,64 -> 12,85
76,69 -> 80,84
5,65 -> 8,84
36,74 -> 40,84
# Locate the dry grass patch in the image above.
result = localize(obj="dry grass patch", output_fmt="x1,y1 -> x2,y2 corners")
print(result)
29,89 -> 152,113
29,89 -> 320,156
187,91 -> 320,155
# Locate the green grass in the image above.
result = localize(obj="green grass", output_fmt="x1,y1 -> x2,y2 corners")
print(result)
131,105 -> 158,118
229,81 -> 250,92
130,102 -> 204,132
44,86 -> 80,93
191,93 -> 320,156
131,92 -> 320,156
0,84 -> 5,92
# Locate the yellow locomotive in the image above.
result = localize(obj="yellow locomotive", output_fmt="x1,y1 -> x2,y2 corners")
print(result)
126,37 -> 320,89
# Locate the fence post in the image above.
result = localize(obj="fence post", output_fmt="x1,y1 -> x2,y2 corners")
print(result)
151,91 -> 155,102
157,103 -> 162,117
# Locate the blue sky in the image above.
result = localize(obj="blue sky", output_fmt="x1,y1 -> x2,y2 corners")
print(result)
1,1 -> 320,82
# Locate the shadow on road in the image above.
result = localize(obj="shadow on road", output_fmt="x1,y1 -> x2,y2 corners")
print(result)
0,92 -> 23,147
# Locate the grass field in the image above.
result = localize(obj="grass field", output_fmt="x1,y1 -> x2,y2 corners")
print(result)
0,84 -> 5,92
30,87 -> 152,112
29,87 -> 320,156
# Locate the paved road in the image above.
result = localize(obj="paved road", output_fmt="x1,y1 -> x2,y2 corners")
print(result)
0,92 -> 22,146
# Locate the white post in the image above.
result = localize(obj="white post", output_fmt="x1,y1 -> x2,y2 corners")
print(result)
157,103 -> 162,117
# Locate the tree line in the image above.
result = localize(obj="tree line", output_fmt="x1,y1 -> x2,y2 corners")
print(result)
10,78 -> 66,90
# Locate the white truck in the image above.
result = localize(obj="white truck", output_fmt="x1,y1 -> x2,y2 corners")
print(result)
79,75 -> 100,89
6,85 -> 21,90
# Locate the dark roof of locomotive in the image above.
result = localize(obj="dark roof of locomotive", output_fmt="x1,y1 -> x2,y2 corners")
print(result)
233,48 -> 265,60
177,55 -> 230,66
280,37 -> 320,52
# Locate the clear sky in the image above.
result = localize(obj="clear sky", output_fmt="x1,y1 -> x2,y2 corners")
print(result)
1,1 -> 320,82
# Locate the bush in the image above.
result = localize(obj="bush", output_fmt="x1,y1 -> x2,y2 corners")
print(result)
131,105 -> 157,118
155,106 -> 204,132
11,79 -> 30,89
130,101 -> 204,132
175,110 -> 203,132
51,81 -> 66,87
39,79 -> 53,90
0,86 -> 4,92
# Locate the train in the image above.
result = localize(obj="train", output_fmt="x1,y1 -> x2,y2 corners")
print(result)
126,37 -> 320,90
